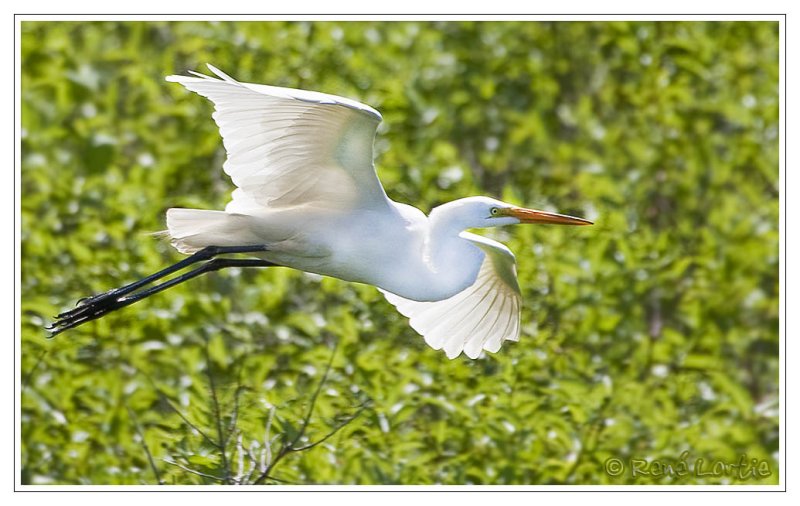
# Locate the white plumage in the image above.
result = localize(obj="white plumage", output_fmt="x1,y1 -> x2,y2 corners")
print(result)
380,233 -> 521,359
162,64 -> 592,359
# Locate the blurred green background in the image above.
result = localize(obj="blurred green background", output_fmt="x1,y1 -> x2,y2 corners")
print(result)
20,21 -> 780,485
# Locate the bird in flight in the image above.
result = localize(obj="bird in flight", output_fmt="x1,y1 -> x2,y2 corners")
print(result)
48,64 -> 592,359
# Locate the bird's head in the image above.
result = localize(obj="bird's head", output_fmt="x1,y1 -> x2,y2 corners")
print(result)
436,196 -> 593,230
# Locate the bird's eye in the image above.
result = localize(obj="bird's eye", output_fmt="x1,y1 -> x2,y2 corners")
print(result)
490,207 -> 499,216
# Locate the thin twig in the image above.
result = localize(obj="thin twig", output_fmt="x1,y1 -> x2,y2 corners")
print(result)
163,397 -> 220,450
292,401 -> 370,452
292,340 -> 340,448
253,342 -> 338,485
262,405 -> 276,471
564,394 -> 614,482
126,405 -> 164,484
260,474 -> 295,484
22,349 -> 48,391
227,381 -> 248,447
228,380 -> 255,484
241,440 -> 266,484
137,368 -> 220,449
252,401 -> 366,484
234,432 -> 248,485
204,341 -> 231,483
163,458 -> 225,483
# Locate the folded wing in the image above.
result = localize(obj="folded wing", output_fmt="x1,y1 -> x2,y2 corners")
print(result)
166,64 -> 390,213
381,233 -> 522,359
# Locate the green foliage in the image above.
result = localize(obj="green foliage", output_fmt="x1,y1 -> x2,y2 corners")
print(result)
20,21 -> 779,485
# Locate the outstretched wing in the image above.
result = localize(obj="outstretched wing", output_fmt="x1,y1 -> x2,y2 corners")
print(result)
166,64 -> 391,213
381,233 -> 522,359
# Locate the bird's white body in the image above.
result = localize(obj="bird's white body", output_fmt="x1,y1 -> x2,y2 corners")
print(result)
164,65 -> 590,359
169,198 -> 503,302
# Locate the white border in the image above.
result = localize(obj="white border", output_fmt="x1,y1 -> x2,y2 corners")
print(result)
8,14 -> 792,21
9,9 -> 788,497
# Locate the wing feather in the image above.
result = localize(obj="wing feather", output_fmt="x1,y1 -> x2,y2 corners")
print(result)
381,234 -> 522,359
166,64 -> 389,212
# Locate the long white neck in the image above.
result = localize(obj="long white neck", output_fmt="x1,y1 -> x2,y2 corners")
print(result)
356,200 -> 488,302
418,202 -> 485,298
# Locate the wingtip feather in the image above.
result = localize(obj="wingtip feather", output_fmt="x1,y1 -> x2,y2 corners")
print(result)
187,70 -> 210,79
206,63 -> 237,83
165,74 -> 208,84
166,65 -> 231,84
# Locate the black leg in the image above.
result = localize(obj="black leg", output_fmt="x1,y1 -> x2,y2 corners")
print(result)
46,247 -> 274,336
72,245 -> 270,309
119,258 -> 275,306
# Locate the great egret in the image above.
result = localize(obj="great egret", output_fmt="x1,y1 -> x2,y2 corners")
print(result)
48,64 -> 592,359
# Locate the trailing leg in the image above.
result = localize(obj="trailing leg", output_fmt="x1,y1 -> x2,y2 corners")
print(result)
46,246 -> 274,336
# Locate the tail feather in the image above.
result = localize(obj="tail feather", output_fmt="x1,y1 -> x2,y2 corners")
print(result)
166,208 -> 261,254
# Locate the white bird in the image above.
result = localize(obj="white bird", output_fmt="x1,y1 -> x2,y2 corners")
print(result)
48,64 -> 592,359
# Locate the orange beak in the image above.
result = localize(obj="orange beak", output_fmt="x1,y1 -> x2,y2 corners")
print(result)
504,207 -> 593,226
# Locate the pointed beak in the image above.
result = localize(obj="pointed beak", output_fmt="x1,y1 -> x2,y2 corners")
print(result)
505,207 -> 593,226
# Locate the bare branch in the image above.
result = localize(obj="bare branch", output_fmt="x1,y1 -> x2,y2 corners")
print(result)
126,405 -> 164,485
22,349 -> 48,391
292,340 -> 339,448
137,368 -> 220,449
253,342 -> 338,485
163,397 -> 220,450
163,458 -> 225,483
262,405 -> 276,471
204,341 -> 231,483
292,401 -> 370,452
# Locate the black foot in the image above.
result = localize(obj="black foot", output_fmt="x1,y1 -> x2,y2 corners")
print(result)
46,287 -> 137,336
